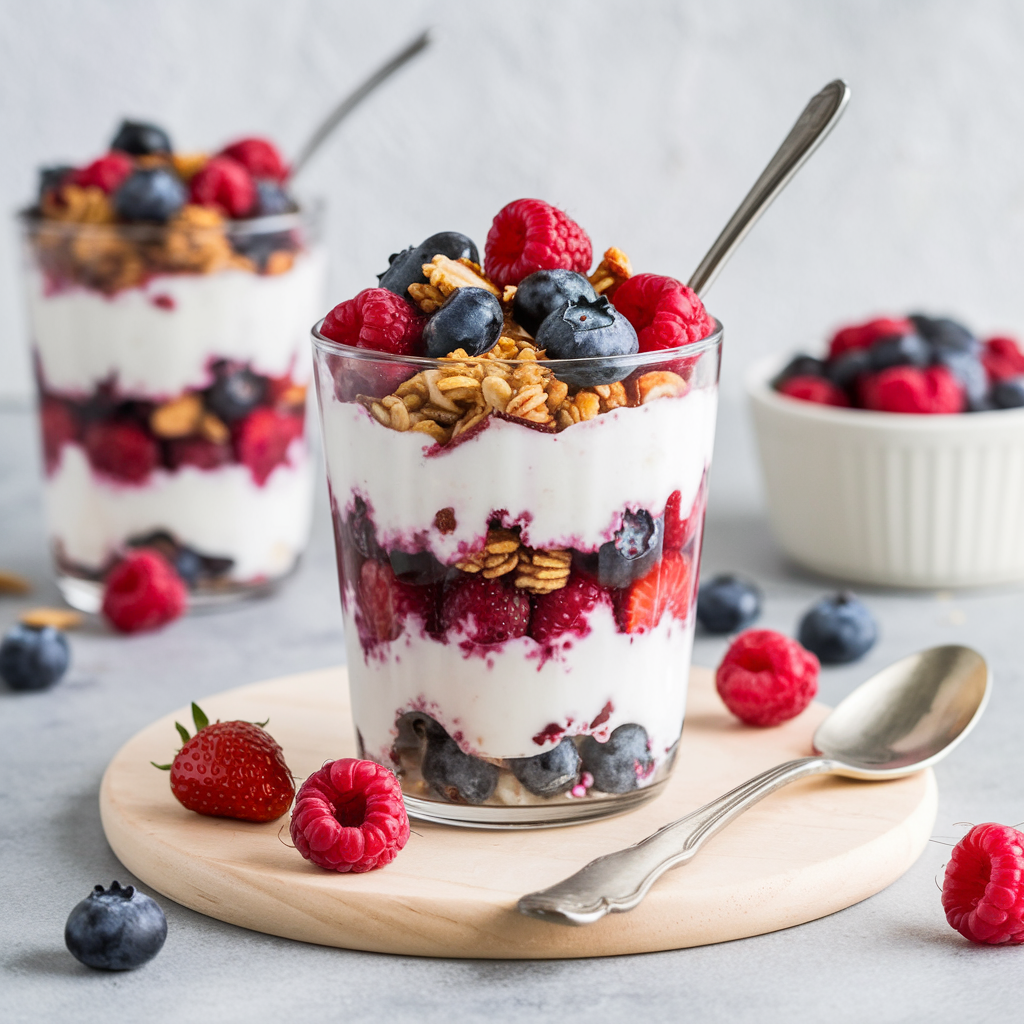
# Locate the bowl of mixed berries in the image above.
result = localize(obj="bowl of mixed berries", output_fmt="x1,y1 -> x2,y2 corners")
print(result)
747,313 -> 1024,587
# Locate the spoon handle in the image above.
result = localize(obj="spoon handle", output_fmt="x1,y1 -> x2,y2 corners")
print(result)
687,79 -> 850,297
518,756 -> 835,925
290,29 -> 433,179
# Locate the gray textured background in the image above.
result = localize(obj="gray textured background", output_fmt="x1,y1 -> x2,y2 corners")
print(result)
4,2 -> 1024,1020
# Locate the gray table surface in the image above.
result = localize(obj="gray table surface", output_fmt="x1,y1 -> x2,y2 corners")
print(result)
2,402 -> 1021,1024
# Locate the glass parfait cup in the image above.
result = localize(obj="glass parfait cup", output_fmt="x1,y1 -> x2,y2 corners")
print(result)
313,322 -> 722,827
20,204 -> 327,611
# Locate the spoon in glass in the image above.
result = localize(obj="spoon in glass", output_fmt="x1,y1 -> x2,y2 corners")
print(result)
518,644 -> 990,926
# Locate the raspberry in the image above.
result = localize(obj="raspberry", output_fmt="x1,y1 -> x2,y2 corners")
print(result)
165,437 -> 232,472
715,629 -> 819,727
828,317 -> 914,359
529,574 -> 611,644
167,707 -> 294,823
616,553 -> 692,634
664,480 -> 706,552
777,375 -> 850,407
234,408 -> 303,485
83,421 -> 159,484
219,137 -> 288,183
982,336 -> 1024,382
942,823 -> 1024,945
70,152 -> 134,194
321,288 -> 426,357
441,573 -> 531,645
39,398 -> 79,474
102,549 -> 188,633
290,759 -> 410,873
612,274 -> 715,352
860,365 -> 964,414
483,199 -> 592,287
189,155 -> 256,217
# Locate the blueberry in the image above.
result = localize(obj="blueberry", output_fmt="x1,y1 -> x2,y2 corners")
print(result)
824,348 -> 871,390
231,230 -> 293,270
110,120 -> 173,156
595,510 -> 663,588
114,168 -> 186,223
696,575 -> 762,634
345,497 -> 381,561
934,348 -> 990,410
0,624 -> 70,691
377,231 -> 479,297
205,365 -> 267,422
65,881 -> 167,971
909,314 -> 979,354
579,724 -> 653,794
252,179 -> 297,216
420,718 -> 498,804
797,592 -> 878,665
535,296 -> 638,387
389,549 -> 447,585
508,738 -> 581,797
37,164 -> 73,203
993,376 -> 1024,409
868,333 -> 932,371
773,353 -> 826,387
513,270 -> 597,336
422,287 -> 503,358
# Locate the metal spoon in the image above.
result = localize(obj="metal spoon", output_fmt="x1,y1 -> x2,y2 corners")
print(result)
687,79 -> 850,297
518,644 -> 990,926
290,29 -> 433,179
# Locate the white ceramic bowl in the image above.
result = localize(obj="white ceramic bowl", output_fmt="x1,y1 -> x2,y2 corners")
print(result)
747,354 -> 1024,588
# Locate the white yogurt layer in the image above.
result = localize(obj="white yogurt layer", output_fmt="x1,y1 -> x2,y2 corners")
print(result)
46,444 -> 314,582
319,388 -> 718,559
347,602 -> 694,764
29,248 -> 327,399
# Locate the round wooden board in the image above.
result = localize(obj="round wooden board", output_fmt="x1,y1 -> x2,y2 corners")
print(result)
100,666 -> 937,959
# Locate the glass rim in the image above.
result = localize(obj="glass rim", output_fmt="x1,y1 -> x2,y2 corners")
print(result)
310,316 -> 723,370
15,195 -> 325,238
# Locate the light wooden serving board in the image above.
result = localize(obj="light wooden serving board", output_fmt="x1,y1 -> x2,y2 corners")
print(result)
100,666 -> 936,959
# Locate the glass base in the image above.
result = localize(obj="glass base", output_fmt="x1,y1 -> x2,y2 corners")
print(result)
402,778 -> 667,830
56,563 -> 299,615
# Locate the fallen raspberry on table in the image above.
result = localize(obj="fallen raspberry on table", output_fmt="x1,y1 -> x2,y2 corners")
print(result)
612,274 -> 715,352
290,759 -> 410,872
70,152 -> 134,194
530,574 -> 611,644
102,549 -> 188,634
189,155 -> 256,217
616,552 -> 693,634
860,365 -> 964,414
40,398 -> 79,474
777,375 -> 850,407
320,288 -> 426,357
84,421 -> 159,484
219,137 -> 288,183
441,572 -> 531,645
828,316 -> 915,359
942,823 -> 1024,945
715,629 -> 819,727
982,336 -> 1024,383
484,198 -> 592,287
165,704 -> 295,822
234,407 -> 303,485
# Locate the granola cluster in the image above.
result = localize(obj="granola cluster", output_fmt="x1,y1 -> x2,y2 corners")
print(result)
454,527 -> 573,594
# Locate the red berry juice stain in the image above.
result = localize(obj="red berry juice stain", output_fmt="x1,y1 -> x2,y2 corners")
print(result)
589,701 -> 613,730
532,722 -> 567,747
151,294 -> 175,311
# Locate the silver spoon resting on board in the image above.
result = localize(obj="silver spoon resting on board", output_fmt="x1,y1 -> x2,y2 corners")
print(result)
289,29 -> 433,180
518,644 -> 990,926
687,79 -> 850,297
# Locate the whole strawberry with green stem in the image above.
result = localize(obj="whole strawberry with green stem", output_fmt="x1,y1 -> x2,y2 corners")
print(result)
153,703 -> 295,822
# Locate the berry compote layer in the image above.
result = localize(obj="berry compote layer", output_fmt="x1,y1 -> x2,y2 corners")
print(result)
21,122 -> 326,608
312,198 -> 722,825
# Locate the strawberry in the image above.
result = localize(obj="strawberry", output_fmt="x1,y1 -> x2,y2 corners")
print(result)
616,553 -> 693,634
153,702 -> 294,822
356,559 -> 405,646
441,572 -> 531,645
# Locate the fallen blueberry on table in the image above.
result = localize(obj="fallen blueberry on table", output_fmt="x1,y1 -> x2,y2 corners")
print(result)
65,881 -> 167,970
0,623 -> 69,691
696,575 -> 762,634
797,592 -> 878,664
